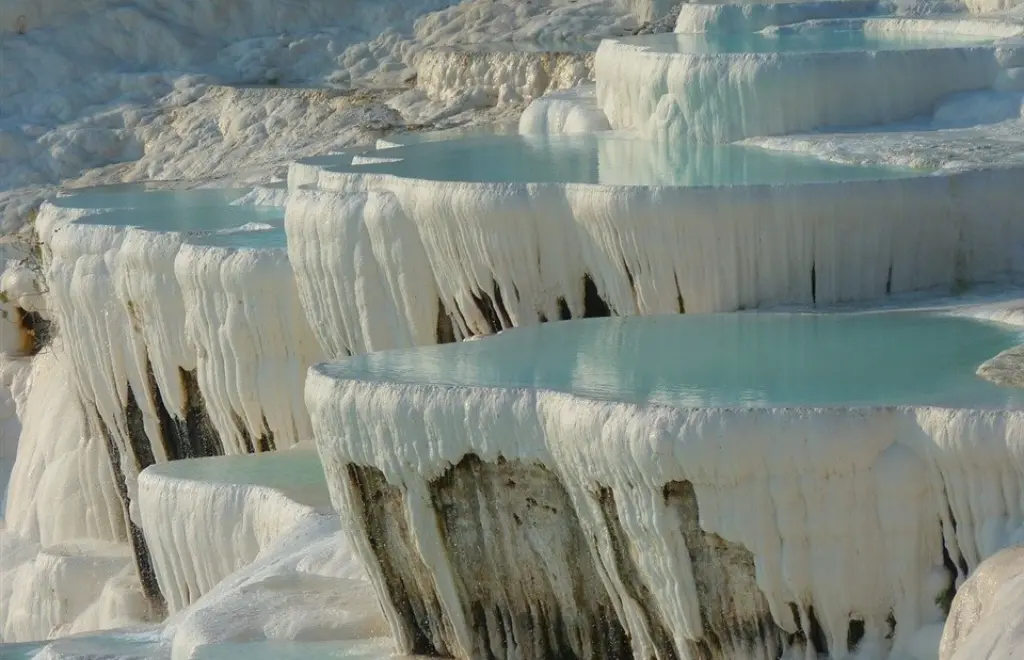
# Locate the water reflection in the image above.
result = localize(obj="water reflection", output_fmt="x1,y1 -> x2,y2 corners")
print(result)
616,26 -> 995,55
51,187 -> 248,211
339,133 -> 915,186
72,205 -> 283,234
335,313 -> 1024,409
145,449 -> 328,508
184,225 -> 287,249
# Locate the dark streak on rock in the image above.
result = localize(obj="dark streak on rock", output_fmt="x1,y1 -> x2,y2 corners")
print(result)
257,413 -> 276,452
597,486 -> 680,660
663,481 -> 785,659
429,454 -> 632,660
179,368 -> 224,458
810,262 -> 817,306
436,298 -> 457,344
847,618 -> 865,651
556,297 -> 572,321
583,274 -> 611,318
14,307 -> 51,355
92,404 -> 166,614
623,261 -> 636,293
148,362 -> 223,461
125,383 -> 157,470
345,464 -> 450,657
232,411 -> 256,454
472,280 -> 513,334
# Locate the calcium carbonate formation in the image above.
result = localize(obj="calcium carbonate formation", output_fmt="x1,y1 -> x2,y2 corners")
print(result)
3,2 -> 1024,656
305,320 -> 1024,660
36,200 -> 317,609
287,157 -> 1024,352
595,18 -> 1020,142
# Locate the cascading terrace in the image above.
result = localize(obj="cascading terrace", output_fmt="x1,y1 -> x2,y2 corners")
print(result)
306,312 -> 1024,660
4,6 -> 1024,659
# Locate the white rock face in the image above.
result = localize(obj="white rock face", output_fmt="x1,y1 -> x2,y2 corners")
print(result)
416,47 -> 594,106
2,541 -> 139,641
0,347 -> 147,642
940,545 -> 1024,660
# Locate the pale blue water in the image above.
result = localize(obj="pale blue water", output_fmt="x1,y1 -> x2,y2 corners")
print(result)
190,638 -> 422,660
380,122 -> 518,147
0,628 -> 162,659
295,151 -> 358,168
142,449 -> 329,508
184,226 -> 286,249
338,133 -> 917,186
73,205 -> 283,234
329,313 -> 1024,409
51,187 -> 247,210
0,641 -> 43,659
622,24 -> 995,54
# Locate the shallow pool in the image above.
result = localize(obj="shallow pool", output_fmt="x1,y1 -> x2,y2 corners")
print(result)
184,225 -> 287,250
0,627 -> 163,659
620,24 -> 996,54
51,187 -> 248,211
142,448 -> 328,509
329,312 -> 1024,409
190,638 -> 422,660
73,205 -> 283,235
338,133 -> 917,186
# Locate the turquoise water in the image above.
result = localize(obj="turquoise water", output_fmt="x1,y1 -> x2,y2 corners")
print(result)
337,133 -> 915,186
184,226 -> 286,249
142,449 -> 329,508
0,635 -> 420,660
190,638 -> 422,660
74,205 -> 283,234
0,640 -> 44,659
621,25 -> 995,54
295,152 -> 358,168
378,122 -> 518,147
328,313 -> 1024,409
51,187 -> 247,210
0,628 -> 162,659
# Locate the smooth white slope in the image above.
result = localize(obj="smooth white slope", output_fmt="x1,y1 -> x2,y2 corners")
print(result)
939,545 -> 1024,660
162,514 -> 386,660
0,347 -> 144,642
